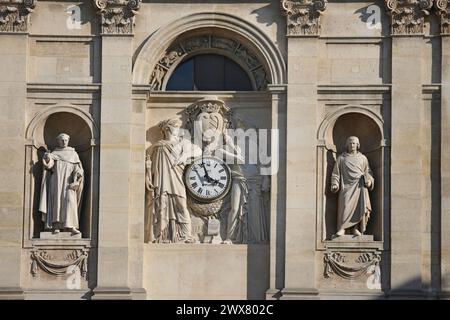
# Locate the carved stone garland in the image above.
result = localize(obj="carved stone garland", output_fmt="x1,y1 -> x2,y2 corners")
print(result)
149,35 -> 269,91
31,249 -> 88,278
0,0 -> 36,32
324,251 -> 381,280
435,0 -> 450,34
93,0 -> 141,34
384,0 -> 434,35
280,0 -> 328,36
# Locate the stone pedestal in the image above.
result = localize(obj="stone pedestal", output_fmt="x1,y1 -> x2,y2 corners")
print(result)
40,232 -> 82,240
331,235 -> 374,242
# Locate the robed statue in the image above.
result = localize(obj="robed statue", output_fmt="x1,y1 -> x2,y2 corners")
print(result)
39,133 -> 84,235
331,136 -> 374,237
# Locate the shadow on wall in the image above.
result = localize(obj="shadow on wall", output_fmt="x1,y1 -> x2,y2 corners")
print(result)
247,244 -> 270,299
354,2 -> 390,36
251,1 -> 286,58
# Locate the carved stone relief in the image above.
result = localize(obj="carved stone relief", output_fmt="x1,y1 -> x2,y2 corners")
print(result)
149,35 -> 269,91
384,0 -> 433,35
93,0 -> 141,34
0,0 -> 36,32
323,251 -> 381,281
280,0 -> 328,36
145,97 -> 270,245
31,249 -> 88,278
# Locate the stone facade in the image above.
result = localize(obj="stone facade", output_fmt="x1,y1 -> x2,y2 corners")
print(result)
0,0 -> 448,300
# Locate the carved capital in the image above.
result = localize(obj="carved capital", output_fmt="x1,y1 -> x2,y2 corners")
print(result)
0,0 -> 37,32
435,0 -> 450,34
93,0 -> 141,34
280,0 -> 327,36
384,0 -> 434,35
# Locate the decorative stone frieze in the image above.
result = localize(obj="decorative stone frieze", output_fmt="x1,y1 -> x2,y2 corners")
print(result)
149,35 -> 269,91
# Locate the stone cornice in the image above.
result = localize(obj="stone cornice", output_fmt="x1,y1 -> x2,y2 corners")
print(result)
384,0 -> 434,35
93,0 -> 141,35
280,0 -> 327,36
0,0 -> 36,32
435,0 -> 450,34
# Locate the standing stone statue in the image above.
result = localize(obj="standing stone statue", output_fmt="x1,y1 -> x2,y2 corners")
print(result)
146,118 -> 199,243
39,133 -> 84,235
331,136 -> 374,237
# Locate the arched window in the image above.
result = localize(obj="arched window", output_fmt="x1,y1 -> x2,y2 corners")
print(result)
166,54 -> 253,91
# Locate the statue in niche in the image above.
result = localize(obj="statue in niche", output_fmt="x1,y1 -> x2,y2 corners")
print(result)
145,118 -> 201,243
330,136 -> 374,237
39,133 -> 84,236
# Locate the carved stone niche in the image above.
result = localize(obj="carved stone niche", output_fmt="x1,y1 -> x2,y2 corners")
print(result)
24,106 -> 99,247
0,0 -> 37,32
317,108 -> 389,251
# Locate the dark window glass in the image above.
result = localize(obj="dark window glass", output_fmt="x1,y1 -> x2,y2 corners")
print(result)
166,54 -> 253,91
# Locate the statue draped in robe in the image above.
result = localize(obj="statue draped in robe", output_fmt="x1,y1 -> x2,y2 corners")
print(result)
39,133 -> 84,235
146,118 -> 200,243
331,136 -> 374,236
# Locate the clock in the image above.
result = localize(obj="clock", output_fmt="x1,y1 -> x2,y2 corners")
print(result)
184,156 -> 232,202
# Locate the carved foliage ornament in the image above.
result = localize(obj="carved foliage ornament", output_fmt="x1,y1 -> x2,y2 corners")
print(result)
93,0 -> 141,34
149,35 -> 269,91
31,249 -> 88,278
280,0 -> 328,36
384,0 -> 434,34
324,251 -> 381,280
435,0 -> 450,34
0,0 -> 36,32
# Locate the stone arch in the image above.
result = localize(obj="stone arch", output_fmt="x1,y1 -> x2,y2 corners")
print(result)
26,104 -> 99,149
132,12 -> 286,89
317,105 -> 385,146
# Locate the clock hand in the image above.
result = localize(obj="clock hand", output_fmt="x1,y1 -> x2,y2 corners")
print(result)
200,160 -> 213,182
193,168 -> 206,185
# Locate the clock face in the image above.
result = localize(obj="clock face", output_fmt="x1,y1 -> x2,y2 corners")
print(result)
184,156 -> 232,202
